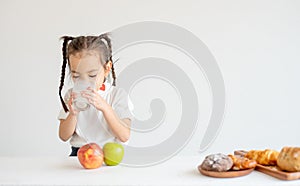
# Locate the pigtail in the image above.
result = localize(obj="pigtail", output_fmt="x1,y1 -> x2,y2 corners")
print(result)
110,58 -> 117,86
59,36 -> 74,112
99,33 -> 116,86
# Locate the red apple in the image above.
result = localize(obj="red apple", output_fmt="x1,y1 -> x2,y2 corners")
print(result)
77,143 -> 104,169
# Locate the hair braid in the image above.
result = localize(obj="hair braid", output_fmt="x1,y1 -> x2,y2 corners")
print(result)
110,59 -> 116,86
59,36 -> 74,112
99,33 -> 116,86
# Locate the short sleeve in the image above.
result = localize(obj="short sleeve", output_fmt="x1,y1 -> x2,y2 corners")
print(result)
111,88 -> 134,121
57,89 -> 71,120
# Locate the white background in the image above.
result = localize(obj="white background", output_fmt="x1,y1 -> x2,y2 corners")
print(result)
0,0 -> 299,157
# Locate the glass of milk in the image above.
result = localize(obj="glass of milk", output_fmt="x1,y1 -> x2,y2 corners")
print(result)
72,80 -> 95,111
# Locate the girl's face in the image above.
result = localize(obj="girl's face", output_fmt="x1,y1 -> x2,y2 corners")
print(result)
69,51 -> 112,89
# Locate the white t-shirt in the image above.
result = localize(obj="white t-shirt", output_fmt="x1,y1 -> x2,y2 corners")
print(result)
57,82 -> 134,147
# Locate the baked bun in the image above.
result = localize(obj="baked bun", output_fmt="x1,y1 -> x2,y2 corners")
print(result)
277,147 -> 300,172
228,154 -> 257,170
245,149 -> 279,165
200,153 -> 233,172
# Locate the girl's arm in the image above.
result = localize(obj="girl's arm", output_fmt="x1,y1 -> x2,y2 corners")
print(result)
59,114 -> 77,141
59,93 -> 78,142
102,105 -> 131,142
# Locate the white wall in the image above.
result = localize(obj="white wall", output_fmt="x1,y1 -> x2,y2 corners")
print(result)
0,0 -> 299,157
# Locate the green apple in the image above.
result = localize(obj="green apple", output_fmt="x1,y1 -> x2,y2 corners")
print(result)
103,142 -> 124,166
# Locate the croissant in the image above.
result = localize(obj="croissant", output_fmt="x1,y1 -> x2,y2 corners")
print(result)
228,154 -> 257,170
245,149 -> 279,165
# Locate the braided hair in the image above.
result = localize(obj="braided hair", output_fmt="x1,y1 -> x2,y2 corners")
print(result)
99,34 -> 116,86
59,33 -> 116,113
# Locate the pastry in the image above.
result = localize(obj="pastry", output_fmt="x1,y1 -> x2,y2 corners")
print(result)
245,149 -> 279,165
277,147 -> 300,172
228,154 -> 257,170
200,153 -> 233,172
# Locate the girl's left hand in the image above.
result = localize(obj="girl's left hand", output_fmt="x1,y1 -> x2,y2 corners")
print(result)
81,87 -> 108,111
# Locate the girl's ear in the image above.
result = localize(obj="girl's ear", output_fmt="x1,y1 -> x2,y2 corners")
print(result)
104,61 -> 112,76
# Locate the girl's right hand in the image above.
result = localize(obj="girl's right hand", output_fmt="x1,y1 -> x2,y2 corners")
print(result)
68,92 -> 79,116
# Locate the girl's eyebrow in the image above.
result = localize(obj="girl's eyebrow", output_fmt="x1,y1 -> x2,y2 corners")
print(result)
87,69 -> 99,73
71,70 -> 79,74
71,69 -> 99,74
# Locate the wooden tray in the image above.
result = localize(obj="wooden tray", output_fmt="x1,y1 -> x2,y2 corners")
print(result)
234,150 -> 300,180
198,165 -> 254,178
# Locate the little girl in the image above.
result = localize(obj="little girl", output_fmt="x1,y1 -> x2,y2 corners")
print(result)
57,33 -> 133,156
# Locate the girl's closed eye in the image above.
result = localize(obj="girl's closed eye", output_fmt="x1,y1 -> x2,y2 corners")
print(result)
89,74 -> 97,78
73,75 -> 80,79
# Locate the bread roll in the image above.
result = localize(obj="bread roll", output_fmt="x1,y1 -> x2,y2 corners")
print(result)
245,149 -> 279,165
277,147 -> 300,172
200,153 -> 233,172
228,154 -> 257,170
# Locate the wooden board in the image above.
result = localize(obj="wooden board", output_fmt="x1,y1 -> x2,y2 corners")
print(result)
234,150 -> 300,180
198,166 -> 254,178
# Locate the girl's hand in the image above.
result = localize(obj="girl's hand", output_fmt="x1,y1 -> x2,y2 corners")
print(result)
68,92 -> 79,116
81,87 -> 108,111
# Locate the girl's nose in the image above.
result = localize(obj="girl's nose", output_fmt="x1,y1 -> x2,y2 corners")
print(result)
80,76 -> 89,82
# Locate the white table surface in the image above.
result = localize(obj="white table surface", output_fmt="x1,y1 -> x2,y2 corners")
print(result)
0,155 -> 299,186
